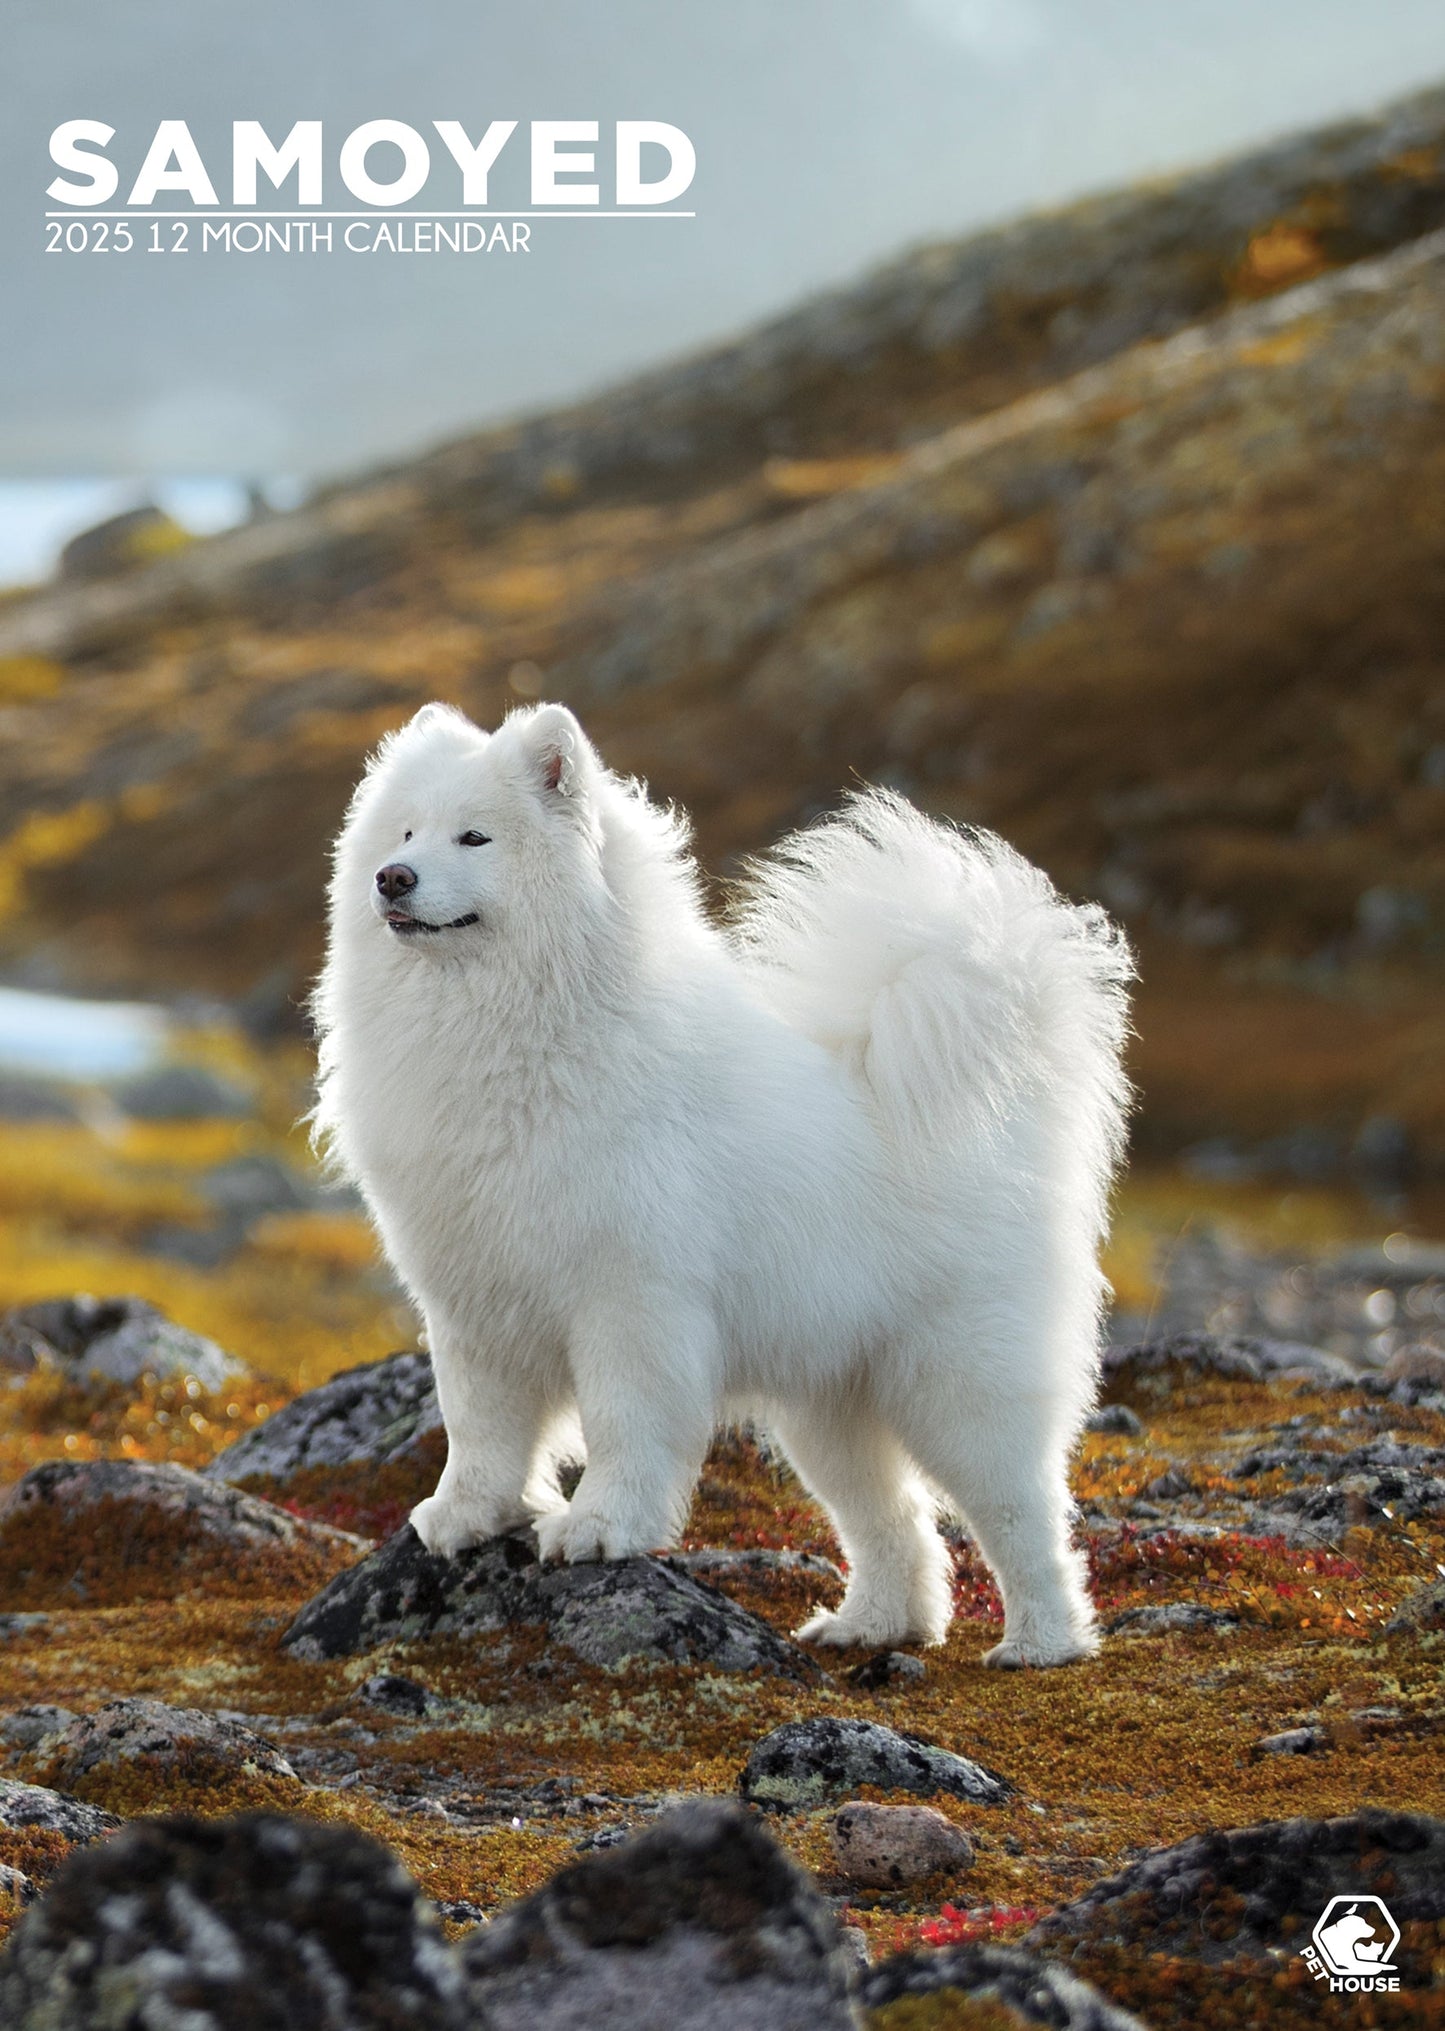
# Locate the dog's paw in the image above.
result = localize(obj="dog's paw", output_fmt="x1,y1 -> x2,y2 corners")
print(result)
981,1629 -> 1097,1670
794,1604 -> 938,1649
409,1492 -> 526,1558
533,1502 -> 660,1565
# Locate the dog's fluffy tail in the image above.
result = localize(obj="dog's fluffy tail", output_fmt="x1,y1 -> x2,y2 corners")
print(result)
733,790 -> 1134,1238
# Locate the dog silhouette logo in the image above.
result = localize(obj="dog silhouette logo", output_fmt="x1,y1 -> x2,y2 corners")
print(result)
1306,1897 -> 1400,1987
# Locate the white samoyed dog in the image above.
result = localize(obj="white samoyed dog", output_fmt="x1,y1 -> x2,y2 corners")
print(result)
313,701 -> 1132,1667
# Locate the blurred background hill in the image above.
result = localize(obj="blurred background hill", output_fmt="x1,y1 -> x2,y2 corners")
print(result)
2,83 -> 1445,1195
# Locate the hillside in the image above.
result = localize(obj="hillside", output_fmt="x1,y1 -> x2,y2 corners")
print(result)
3,84 -> 1445,1174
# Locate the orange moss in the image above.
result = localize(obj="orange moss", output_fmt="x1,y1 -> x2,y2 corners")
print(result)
0,1366 -> 287,1474
1056,1925 -> 1445,2031
1231,221 -> 1329,296
867,1998 -> 1028,2030
0,1489 -> 359,1610
31,1751 -> 307,1823
242,1428 -> 448,1541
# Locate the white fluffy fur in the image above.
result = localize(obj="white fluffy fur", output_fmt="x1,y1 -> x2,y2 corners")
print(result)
312,701 -> 1133,1666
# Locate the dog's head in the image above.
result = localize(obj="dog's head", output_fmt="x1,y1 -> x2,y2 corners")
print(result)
332,700 -> 606,953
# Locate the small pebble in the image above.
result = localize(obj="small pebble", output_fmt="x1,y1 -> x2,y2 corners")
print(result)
838,1924 -> 871,1972
0,1863 -> 34,1906
1251,1725 -> 1327,1757
1086,1403 -> 1144,1436
847,1650 -> 927,1691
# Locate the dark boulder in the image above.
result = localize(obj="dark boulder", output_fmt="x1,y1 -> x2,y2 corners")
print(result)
860,1942 -> 1148,2029
0,1458 -> 364,1606
207,1349 -> 441,1484
0,1777 -> 120,1846
1027,1809 -> 1445,1962
282,1523 -> 820,1679
0,1811 -> 468,2029
461,1798 -> 858,2029
1102,1331 -> 1351,1400
739,1716 -> 1009,1812
0,1294 -> 242,1390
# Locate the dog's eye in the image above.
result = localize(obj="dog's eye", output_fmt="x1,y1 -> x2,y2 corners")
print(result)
403,830 -> 412,842
458,830 -> 491,847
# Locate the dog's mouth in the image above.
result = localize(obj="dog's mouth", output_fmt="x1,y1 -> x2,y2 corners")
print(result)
386,909 -> 481,936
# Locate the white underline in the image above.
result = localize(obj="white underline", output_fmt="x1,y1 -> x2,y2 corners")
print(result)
45,209 -> 695,219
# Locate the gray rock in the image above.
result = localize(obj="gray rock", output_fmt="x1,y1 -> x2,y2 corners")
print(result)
0,1077 -> 77,1123
1284,1463 -> 1445,1529
0,1810 -> 469,2029
202,1153 -> 349,1210
837,1926 -> 870,1975
1141,1468 -> 1196,1500
0,1457 -> 357,1554
140,1221 -> 242,1270
860,1943 -> 1147,2030
0,1294 -> 243,1390
1142,1229 -> 1445,1372
829,1802 -> 974,1889
666,1547 -> 844,1584
1251,1725 -> 1327,1757
282,1524 -> 820,1679
573,1826 -> 632,1853
1380,1345 -> 1445,1401
1352,1112 -> 1415,1182
0,1778 -> 120,1845
0,1865 -> 34,1907
357,1674 -> 448,1720
1028,1809 -> 1445,1962
0,1617 -> 50,1642
437,1898 -> 488,1932
1225,1434 -> 1445,1535
1105,1602 -> 1241,1636
1236,1435 -> 1445,1484
112,1061 -> 253,1119
460,1798 -> 858,2029
846,1650 -> 927,1691
1386,1576 -> 1445,1632
0,1459 -> 364,1600
58,504 -> 183,582
0,1708 -> 78,1756
1102,1331 -> 1352,1398
1085,1403 -> 1144,1436
739,1717 -> 1009,1812
207,1348 -> 441,1484
45,1699 -> 296,1787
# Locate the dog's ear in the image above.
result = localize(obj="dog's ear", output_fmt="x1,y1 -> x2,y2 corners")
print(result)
404,701 -> 479,738
373,701 -> 481,769
512,703 -> 592,802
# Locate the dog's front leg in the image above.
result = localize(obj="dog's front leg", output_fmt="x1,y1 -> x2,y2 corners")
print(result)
410,1324 -> 561,1557
534,1293 -> 715,1563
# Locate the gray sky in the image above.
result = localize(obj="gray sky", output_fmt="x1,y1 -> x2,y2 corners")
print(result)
4,0 -> 1445,490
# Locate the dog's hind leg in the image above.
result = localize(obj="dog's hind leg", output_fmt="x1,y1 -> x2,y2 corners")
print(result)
771,1391 -> 953,1648
891,1377 -> 1096,1668
410,1320 -> 563,1557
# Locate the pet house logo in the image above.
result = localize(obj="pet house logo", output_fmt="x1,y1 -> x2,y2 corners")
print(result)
1300,1897 -> 1401,1993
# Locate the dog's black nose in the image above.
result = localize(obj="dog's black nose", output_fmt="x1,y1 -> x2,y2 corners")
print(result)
376,863 -> 418,900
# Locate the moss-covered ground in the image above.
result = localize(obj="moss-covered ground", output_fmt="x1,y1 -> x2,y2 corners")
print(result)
0,1087 -> 1442,2022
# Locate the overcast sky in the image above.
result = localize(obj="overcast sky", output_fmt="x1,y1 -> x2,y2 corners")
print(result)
4,0 -> 1445,501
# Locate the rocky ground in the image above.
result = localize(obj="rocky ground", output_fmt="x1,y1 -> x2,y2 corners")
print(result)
0,1294 -> 1441,2026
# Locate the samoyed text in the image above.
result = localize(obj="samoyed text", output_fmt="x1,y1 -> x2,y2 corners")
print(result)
47,119 -> 696,210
